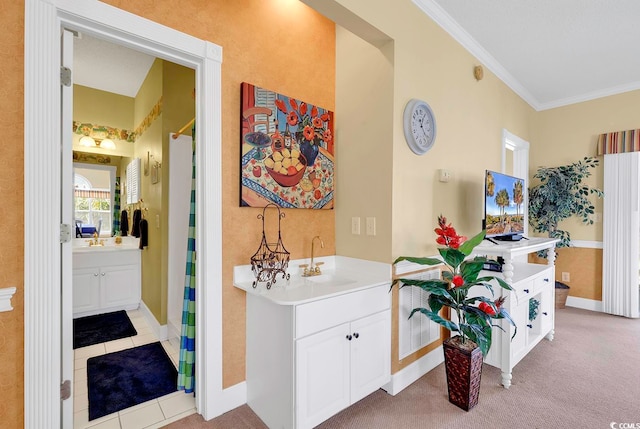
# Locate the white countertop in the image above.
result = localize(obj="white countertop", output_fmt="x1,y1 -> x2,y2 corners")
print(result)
233,255 -> 391,305
72,236 -> 141,253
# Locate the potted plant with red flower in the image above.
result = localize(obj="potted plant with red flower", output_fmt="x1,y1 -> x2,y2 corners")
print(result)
393,215 -> 516,411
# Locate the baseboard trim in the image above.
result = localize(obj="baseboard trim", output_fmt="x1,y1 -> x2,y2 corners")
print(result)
565,296 -> 603,312
220,381 -> 247,414
381,346 -> 444,396
139,301 -> 169,341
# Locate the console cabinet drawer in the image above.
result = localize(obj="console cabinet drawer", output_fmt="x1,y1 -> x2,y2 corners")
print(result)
296,284 -> 390,339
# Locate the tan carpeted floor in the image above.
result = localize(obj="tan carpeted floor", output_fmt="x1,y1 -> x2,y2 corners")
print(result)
164,307 -> 640,428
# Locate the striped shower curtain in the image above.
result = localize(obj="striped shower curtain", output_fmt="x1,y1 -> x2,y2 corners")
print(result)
178,127 -> 197,393
112,177 -> 121,236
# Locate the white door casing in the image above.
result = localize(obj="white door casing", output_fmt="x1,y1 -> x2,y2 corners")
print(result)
24,0 -> 224,427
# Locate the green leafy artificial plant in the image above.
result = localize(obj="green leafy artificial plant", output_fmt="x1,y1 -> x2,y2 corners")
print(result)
392,215 -> 516,357
528,156 -> 604,250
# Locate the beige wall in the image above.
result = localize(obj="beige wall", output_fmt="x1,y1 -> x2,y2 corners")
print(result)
133,59 -> 164,321
531,89 -> 640,242
330,0 -> 534,371
335,26 -> 394,262
73,85 -> 136,157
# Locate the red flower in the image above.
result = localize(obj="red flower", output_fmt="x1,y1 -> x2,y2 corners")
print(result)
479,302 -> 496,316
311,106 -> 318,117
322,129 -> 332,144
303,125 -> 315,141
452,275 -> 464,287
320,112 -> 329,122
434,215 -> 467,249
312,117 -> 323,128
287,111 -> 298,127
300,102 -> 307,116
289,99 -> 298,111
275,99 -> 287,114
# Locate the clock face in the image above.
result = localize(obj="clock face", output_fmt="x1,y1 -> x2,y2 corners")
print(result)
403,99 -> 437,155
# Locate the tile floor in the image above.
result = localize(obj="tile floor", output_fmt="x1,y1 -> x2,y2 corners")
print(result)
74,309 -> 196,429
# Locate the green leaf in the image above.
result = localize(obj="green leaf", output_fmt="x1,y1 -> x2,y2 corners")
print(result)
476,275 -> 513,291
397,278 -> 453,301
439,248 -> 465,269
393,256 -> 443,266
409,308 -> 459,332
459,230 -> 486,256
460,259 -> 484,282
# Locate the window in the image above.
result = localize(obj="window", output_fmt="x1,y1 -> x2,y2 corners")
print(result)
74,172 -> 112,236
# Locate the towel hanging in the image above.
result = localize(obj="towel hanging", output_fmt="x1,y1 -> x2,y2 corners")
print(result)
120,210 -> 129,237
131,209 -> 141,237
139,218 -> 148,249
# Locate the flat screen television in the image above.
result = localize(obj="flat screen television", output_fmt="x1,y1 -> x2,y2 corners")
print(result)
484,170 -> 525,240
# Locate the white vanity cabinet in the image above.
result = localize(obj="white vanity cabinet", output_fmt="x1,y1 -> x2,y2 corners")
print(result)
73,249 -> 141,317
234,256 -> 391,429
470,237 -> 558,388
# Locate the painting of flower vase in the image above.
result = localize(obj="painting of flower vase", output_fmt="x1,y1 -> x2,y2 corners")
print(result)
240,82 -> 334,209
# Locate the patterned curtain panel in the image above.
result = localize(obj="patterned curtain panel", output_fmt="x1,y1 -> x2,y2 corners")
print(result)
178,126 -> 196,393
597,129 -> 640,155
112,177 -> 121,236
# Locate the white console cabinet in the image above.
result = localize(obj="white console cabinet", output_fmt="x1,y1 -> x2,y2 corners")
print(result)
73,249 -> 141,317
469,237 -> 558,388
234,256 -> 391,429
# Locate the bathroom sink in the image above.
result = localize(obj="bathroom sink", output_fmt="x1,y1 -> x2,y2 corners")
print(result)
307,274 -> 356,288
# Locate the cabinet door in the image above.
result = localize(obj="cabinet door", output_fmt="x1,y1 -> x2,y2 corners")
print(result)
73,267 -> 100,315
296,323 -> 350,429
101,264 -> 140,309
350,310 -> 391,404
539,285 -> 554,335
510,297 -> 529,362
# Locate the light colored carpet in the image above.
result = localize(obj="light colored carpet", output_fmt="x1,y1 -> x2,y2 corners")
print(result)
163,307 -> 640,428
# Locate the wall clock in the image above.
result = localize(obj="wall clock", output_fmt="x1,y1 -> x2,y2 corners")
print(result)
403,99 -> 436,155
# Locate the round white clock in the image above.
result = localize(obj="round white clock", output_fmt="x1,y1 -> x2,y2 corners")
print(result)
403,99 -> 437,155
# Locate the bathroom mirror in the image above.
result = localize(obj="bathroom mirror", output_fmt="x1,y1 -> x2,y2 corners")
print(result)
73,162 -> 116,237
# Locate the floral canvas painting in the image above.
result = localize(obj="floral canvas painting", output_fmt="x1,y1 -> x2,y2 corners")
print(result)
240,82 -> 334,209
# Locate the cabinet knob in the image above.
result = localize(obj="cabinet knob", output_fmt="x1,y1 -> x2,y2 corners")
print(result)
523,288 -> 530,293
543,278 -> 550,282
346,334 -> 352,341
93,273 -> 99,277
353,332 -> 359,339
527,324 -> 533,329
543,312 -> 548,316
101,272 -> 106,276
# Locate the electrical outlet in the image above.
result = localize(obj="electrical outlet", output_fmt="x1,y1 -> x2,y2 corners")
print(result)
438,169 -> 452,183
351,217 -> 361,235
562,272 -> 570,282
366,217 -> 376,236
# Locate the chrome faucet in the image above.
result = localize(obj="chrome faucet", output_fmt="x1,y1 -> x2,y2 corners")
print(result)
302,235 -> 324,277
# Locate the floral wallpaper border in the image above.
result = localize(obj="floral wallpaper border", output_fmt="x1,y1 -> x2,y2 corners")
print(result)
72,96 -> 163,144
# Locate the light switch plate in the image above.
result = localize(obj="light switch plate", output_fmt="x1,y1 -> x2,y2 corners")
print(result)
366,217 -> 376,236
351,217 -> 361,235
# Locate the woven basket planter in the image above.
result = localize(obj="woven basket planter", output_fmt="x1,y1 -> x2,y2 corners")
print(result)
443,336 -> 483,411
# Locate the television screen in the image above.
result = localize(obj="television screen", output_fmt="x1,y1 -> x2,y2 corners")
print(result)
484,170 -> 525,238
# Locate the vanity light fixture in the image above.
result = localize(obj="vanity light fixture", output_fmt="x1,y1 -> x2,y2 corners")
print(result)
79,135 -> 96,147
98,138 -> 116,149
79,136 -> 117,150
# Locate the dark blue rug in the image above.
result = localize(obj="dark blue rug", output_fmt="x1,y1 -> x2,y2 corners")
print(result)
87,342 -> 178,420
73,310 -> 137,349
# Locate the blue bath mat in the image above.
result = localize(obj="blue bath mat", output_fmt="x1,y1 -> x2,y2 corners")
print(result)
87,342 -> 178,420
73,310 -> 137,349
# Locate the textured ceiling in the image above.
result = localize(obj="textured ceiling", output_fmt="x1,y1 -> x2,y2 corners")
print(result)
73,33 -> 155,98
415,0 -> 640,110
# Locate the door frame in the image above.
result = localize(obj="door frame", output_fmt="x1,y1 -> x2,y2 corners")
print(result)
25,0 -> 225,426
